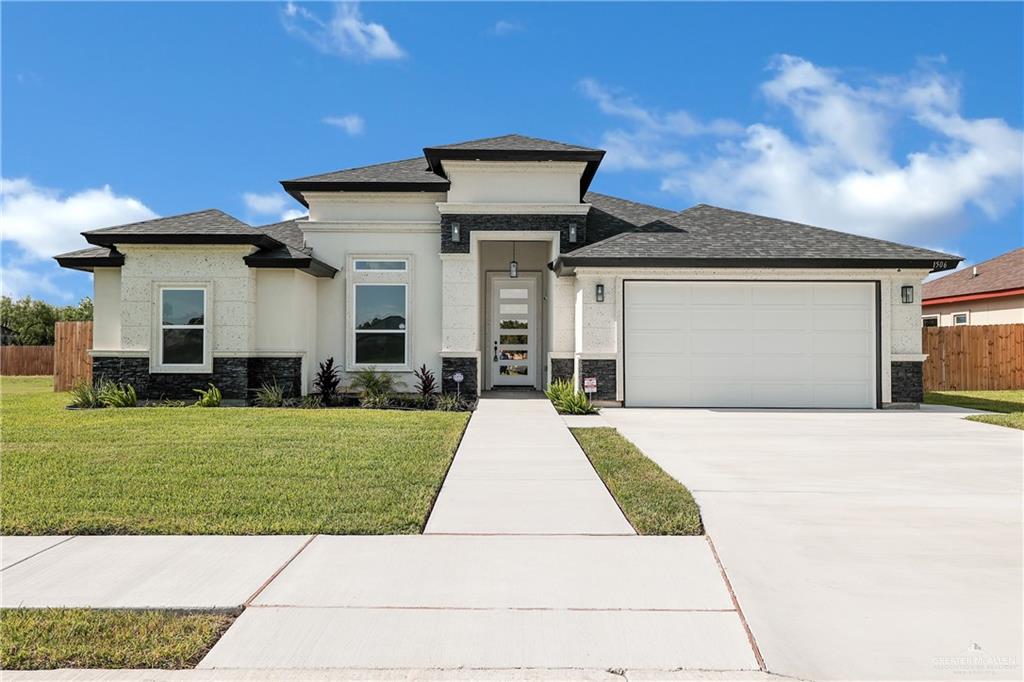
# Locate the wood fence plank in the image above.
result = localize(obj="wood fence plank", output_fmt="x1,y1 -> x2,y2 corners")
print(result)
52,321 -> 93,391
0,346 -> 55,376
922,323 -> 1024,391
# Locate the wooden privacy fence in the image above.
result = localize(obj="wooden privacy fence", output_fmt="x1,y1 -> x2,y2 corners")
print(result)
53,321 -> 93,391
0,346 -> 55,376
922,323 -> 1024,391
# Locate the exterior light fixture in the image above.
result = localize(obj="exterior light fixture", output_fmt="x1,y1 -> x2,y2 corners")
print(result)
596,284 -> 605,303
509,241 -> 518,278
568,223 -> 578,243
451,222 -> 461,243
901,285 -> 914,304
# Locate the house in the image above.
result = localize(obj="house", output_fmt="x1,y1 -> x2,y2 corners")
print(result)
55,134 -> 961,408
921,248 -> 1023,327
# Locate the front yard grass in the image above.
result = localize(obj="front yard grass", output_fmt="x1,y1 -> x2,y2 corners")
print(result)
571,427 -> 703,535
0,608 -> 234,670
924,389 -> 1024,431
0,376 -> 469,534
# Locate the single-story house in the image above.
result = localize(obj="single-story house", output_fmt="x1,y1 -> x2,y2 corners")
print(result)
56,134 -> 961,408
921,248 -> 1023,327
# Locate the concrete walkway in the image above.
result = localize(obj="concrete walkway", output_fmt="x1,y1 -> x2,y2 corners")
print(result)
424,394 -> 634,535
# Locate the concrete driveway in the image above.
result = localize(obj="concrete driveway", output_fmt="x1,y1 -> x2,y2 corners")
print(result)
601,406 -> 1023,681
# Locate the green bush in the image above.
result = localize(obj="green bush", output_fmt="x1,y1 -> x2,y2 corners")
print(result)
297,394 -> 323,409
253,381 -> 285,407
350,367 -> 396,401
193,384 -> 221,408
96,380 -> 137,408
434,393 -> 467,412
359,393 -> 393,409
545,379 -> 596,415
68,380 -> 102,408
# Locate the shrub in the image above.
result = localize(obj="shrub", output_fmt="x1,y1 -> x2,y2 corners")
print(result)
97,380 -> 137,408
359,393 -> 392,409
350,367 -> 395,401
159,399 -> 189,408
313,357 -> 341,406
297,394 -> 323,409
193,384 -> 221,408
413,364 -> 437,399
68,380 -> 102,408
434,392 -> 467,412
253,381 -> 285,407
545,379 -> 596,415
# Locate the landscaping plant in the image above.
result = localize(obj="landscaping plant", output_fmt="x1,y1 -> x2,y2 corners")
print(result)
297,394 -> 323,409
434,392 -> 467,412
68,380 -> 102,408
313,357 -> 341,406
350,367 -> 396,404
96,380 -> 137,408
545,379 -> 597,415
253,380 -> 285,407
413,364 -> 438,400
192,384 -> 221,408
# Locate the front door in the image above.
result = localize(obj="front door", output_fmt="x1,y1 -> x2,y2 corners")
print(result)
488,273 -> 539,388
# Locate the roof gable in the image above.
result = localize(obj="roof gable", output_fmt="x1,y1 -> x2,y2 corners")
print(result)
82,209 -> 280,248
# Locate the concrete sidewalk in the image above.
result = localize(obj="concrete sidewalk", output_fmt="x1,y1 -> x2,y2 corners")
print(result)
424,394 -> 634,535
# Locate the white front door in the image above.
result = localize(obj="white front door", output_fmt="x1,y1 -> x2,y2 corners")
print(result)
488,273 -> 539,388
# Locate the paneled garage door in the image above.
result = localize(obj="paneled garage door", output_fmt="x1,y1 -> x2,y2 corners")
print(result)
624,281 -> 878,408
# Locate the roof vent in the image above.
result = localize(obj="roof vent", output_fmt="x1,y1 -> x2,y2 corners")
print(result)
972,266 -> 978,277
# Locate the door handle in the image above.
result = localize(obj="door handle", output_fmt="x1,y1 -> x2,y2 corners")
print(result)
493,340 -> 498,362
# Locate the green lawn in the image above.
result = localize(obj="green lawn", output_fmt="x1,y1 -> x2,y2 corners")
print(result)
0,609 -> 234,670
924,389 -> 1024,431
571,427 -> 703,535
1,376 -> 469,534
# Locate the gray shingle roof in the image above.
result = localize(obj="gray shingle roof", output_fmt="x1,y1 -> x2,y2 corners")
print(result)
246,219 -> 338,277
426,134 -> 602,153
923,248 -> 1023,299
584,191 -> 677,244
53,246 -> 124,272
561,204 -> 961,272
282,157 -> 449,186
82,209 -> 280,248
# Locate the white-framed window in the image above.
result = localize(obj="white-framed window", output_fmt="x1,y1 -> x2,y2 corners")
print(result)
158,287 -> 207,368
349,255 -> 412,369
354,259 -> 407,272
952,311 -> 969,326
922,315 -> 939,328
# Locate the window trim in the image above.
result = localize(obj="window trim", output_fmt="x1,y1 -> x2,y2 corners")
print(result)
952,311 -> 970,326
153,284 -> 211,373
347,255 -> 413,372
921,315 -> 939,328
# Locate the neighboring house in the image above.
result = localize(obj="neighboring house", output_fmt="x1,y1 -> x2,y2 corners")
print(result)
921,248 -> 1024,327
55,134 -> 961,408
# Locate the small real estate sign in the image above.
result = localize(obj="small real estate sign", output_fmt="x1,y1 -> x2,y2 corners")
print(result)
583,377 -> 597,395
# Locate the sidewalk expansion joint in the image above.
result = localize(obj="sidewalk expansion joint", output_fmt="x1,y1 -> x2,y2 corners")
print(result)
243,534 -> 317,606
706,533 -> 767,673
0,535 -> 77,572
246,604 -> 738,613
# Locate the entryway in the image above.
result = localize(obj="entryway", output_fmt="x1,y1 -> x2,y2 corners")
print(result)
487,272 -> 540,389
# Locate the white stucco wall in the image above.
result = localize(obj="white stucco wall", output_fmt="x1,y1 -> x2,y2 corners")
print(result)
567,267 -> 932,404
254,269 -> 319,392
304,192 -> 445,223
923,295 -> 1024,326
117,245 -> 256,365
92,267 -> 122,350
442,161 -> 586,206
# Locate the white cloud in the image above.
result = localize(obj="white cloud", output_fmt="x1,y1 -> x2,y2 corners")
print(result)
283,2 -> 404,61
0,177 -> 157,260
584,57 -> 1024,245
323,113 -> 365,136
578,78 -> 742,170
243,191 -> 306,222
492,20 -> 524,35
1,258 -> 73,301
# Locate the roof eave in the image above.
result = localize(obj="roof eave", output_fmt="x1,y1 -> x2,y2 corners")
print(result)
83,233 -> 281,249
243,254 -> 338,278
280,180 -> 452,208
554,256 -> 959,273
54,252 -> 125,272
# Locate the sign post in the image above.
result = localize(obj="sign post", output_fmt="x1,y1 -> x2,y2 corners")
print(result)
583,377 -> 597,399
452,371 -> 464,397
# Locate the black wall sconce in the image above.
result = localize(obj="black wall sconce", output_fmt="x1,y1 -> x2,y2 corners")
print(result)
568,223 -> 578,243
596,283 -> 605,303
451,222 -> 461,243
901,285 -> 914,304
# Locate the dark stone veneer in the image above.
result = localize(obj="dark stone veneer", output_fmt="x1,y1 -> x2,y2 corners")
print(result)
579,359 -> 617,402
441,214 -> 586,254
891,360 -> 924,403
441,356 -> 478,396
92,355 -> 302,402
550,358 -> 574,384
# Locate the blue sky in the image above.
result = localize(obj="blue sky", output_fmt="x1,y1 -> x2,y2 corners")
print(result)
3,1 -> 1022,304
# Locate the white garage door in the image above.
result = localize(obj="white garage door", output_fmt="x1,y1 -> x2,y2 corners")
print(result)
624,281 -> 877,408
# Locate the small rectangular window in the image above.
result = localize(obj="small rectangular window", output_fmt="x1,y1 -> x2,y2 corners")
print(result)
922,316 -> 939,328
160,288 -> 205,366
952,312 -> 969,326
354,260 -> 407,272
354,284 -> 407,365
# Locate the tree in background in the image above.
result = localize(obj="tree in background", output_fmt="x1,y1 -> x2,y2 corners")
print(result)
0,296 -> 93,345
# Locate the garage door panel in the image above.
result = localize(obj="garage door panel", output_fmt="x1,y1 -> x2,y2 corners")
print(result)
625,281 -> 876,408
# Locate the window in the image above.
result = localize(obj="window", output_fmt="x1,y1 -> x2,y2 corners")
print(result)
922,316 -> 939,328
160,288 -> 205,366
354,284 -> 407,365
355,260 -> 406,272
952,312 -> 969,326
